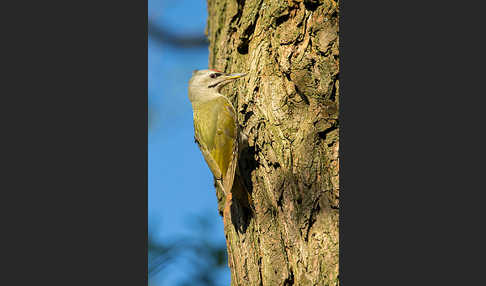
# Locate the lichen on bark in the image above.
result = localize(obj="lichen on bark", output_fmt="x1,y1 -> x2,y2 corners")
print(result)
206,0 -> 339,285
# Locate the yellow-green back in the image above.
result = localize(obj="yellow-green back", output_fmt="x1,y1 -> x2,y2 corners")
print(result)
192,96 -> 237,187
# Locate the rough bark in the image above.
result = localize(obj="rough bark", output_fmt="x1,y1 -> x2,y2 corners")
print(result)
206,0 -> 339,285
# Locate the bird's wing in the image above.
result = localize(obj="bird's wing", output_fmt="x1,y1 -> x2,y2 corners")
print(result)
193,96 -> 238,195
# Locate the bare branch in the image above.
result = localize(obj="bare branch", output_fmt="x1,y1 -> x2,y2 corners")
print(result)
148,20 -> 208,48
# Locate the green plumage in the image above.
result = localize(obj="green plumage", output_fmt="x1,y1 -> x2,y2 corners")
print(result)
193,95 -> 237,191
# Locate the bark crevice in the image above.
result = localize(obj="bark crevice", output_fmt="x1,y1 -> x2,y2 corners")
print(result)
207,0 -> 339,285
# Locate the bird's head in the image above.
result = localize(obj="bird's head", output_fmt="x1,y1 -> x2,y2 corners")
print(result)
188,69 -> 247,103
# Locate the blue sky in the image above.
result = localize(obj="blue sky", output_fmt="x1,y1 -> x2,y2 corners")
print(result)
148,0 -> 230,284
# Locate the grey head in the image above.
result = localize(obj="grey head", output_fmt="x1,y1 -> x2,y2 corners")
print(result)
188,69 -> 246,103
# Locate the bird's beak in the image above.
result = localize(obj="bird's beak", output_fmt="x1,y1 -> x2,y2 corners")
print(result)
209,72 -> 247,90
225,73 -> 247,80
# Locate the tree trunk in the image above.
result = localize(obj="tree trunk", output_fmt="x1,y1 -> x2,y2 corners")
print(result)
206,0 -> 339,285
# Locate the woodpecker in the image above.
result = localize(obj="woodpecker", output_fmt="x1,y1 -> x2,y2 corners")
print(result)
188,69 -> 248,223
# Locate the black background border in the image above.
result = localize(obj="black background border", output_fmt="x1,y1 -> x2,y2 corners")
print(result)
1,0 -> 479,284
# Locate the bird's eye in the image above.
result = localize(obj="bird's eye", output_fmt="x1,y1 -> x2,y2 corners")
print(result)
210,73 -> 221,79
